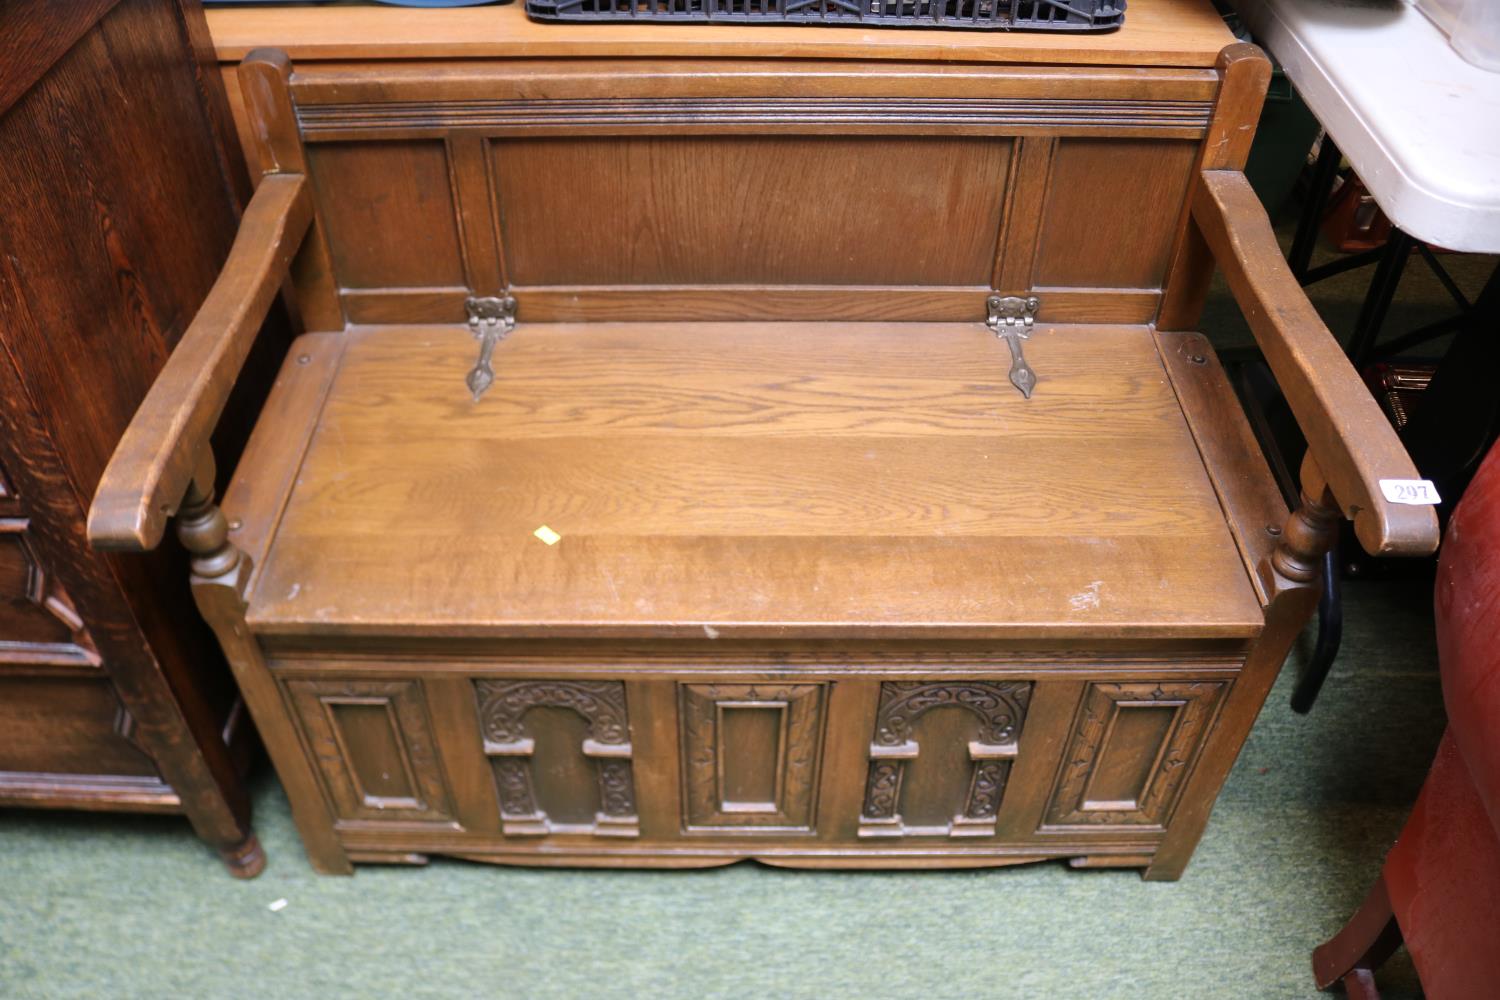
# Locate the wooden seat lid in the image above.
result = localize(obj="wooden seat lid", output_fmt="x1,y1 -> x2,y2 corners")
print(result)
242,321 -> 1263,640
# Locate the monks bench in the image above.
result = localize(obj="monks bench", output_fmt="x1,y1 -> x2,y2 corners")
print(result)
88,38 -> 1437,879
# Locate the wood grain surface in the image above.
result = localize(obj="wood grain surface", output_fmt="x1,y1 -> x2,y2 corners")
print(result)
205,0 -> 1235,68
244,321 -> 1260,638
492,135 -> 1011,288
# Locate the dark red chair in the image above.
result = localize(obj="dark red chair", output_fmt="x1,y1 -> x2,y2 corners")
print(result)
1313,443 -> 1500,998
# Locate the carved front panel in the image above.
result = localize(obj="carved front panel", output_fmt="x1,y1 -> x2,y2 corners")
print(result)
680,683 -> 826,832
859,680 -> 1033,838
1045,681 -> 1228,829
286,678 -> 454,824
0,518 -> 101,669
474,679 -> 639,838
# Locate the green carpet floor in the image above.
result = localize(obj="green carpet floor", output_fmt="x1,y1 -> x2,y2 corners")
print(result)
0,591 -> 1445,999
4,208 -> 1489,999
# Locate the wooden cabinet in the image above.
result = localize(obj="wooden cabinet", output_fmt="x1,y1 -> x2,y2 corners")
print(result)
0,0 -> 280,875
84,0 -> 1438,880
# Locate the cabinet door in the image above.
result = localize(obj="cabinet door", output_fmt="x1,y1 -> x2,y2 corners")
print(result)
1043,680 -> 1227,830
287,678 -> 455,825
858,680 -> 1034,838
473,679 -> 639,837
679,682 -> 827,834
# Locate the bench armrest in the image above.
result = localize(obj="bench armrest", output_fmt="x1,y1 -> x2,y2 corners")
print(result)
88,172 -> 313,551
1192,169 -> 1440,558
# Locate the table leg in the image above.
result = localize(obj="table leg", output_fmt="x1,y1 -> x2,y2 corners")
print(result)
1350,229 -> 1416,368
1289,135 -> 1342,282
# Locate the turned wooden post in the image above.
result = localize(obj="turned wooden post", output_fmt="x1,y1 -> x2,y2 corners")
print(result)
1270,487 -> 1341,586
1259,456 -> 1343,599
176,461 -> 246,588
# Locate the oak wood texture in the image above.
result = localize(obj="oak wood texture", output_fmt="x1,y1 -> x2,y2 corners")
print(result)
0,0 -> 270,875
1189,170 -> 1440,559
1156,331 -> 1288,607
1033,138 -> 1198,290
90,8 -> 1436,878
491,136 -> 1012,288
205,0 -> 1236,68
221,332 -> 346,575
0,1 -> 123,112
245,321 -> 1261,640
89,173 -> 312,553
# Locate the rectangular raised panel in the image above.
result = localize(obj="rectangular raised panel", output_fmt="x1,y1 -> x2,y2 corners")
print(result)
859,681 -> 1033,839
0,677 -> 158,776
474,679 -> 639,838
0,519 -> 100,669
305,139 -> 465,289
328,701 -> 422,809
719,703 -> 784,809
286,678 -> 454,824
680,683 -> 825,832
1044,681 -> 1228,829
1083,703 -> 1178,810
492,136 -> 1011,287
1033,138 -> 1197,290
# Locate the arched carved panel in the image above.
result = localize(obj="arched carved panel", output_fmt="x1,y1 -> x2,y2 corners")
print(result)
859,680 -> 1033,838
0,518 -> 101,669
474,679 -> 638,838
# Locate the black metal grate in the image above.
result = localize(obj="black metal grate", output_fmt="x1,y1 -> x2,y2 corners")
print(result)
525,0 -> 1125,32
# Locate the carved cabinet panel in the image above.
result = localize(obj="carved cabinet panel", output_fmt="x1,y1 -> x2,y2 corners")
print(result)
474,679 -> 639,838
287,678 -> 454,824
0,518 -> 101,670
1045,681 -> 1228,829
859,680 -> 1034,838
680,682 -> 827,833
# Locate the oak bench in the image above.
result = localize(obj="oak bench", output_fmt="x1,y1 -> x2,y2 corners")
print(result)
88,10 -> 1437,878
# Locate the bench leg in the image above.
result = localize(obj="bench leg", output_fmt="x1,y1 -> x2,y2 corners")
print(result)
217,832 -> 267,879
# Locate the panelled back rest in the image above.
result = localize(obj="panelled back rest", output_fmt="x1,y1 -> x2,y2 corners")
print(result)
266,55 -> 1221,327
86,44 -> 1439,583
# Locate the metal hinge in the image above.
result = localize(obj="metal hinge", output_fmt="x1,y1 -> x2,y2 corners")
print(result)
464,294 -> 516,401
987,294 -> 1040,400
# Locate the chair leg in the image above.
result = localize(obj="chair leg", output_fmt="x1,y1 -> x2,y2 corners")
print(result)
1291,546 -> 1343,714
1289,135 -> 1342,282
1349,230 -> 1416,368
1312,874 -> 1404,995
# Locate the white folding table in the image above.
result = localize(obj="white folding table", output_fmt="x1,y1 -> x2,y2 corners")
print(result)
1235,0 -> 1500,255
